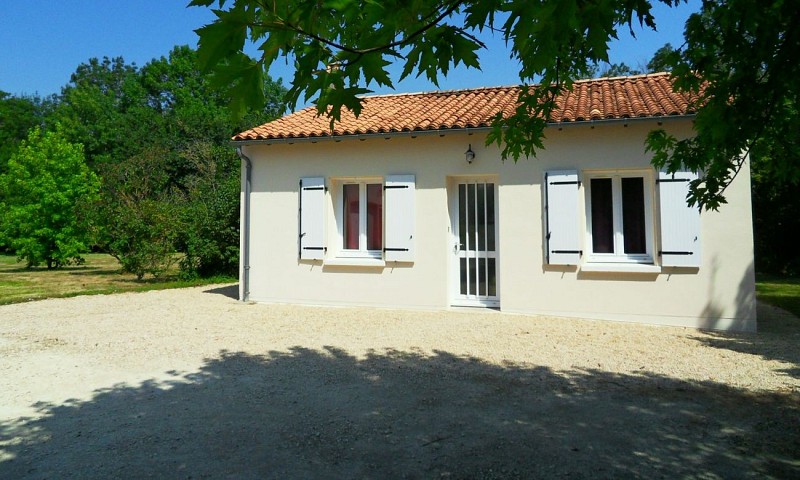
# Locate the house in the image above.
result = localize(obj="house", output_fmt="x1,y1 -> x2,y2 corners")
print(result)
232,73 -> 756,332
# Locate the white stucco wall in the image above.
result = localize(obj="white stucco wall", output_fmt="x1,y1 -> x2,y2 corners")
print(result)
239,119 -> 756,332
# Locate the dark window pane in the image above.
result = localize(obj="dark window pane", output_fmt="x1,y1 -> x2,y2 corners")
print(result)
591,178 -> 614,253
622,177 -> 646,254
460,258 -> 467,295
458,184 -> 466,251
477,183 -> 486,251
488,258 -> 496,296
467,183 -> 476,251
366,184 -> 383,250
486,183 -> 495,251
469,256 -> 477,296
343,184 -> 360,249
479,258 -> 487,296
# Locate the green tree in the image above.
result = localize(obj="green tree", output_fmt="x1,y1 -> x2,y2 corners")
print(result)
0,127 -> 100,268
0,91 -> 55,171
51,56 -> 144,167
597,62 -> 642,78
190,0 -> 799,209
646,43 -> 677,73
48,45 -> 287,279
751,155 -> 800,276
649,0 -> 799,208
177,141 -> 241,279
91,148 -> 183,280
136,45 -> 285,181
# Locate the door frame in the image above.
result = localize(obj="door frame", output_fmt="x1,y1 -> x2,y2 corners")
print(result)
448,176 -> 500,307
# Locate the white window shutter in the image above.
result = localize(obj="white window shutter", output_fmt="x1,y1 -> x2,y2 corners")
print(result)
658,171 -> 701,267
299,177 -> 326,260
545,170 -> 581,265
384,174 -> 415,262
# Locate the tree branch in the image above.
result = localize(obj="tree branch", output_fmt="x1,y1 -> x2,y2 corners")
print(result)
261,0 -> 466,56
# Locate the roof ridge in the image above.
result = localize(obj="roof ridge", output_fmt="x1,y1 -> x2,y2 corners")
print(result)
575,71 -> 671,83
355,72 -> 672,100
359,85 -> 518,100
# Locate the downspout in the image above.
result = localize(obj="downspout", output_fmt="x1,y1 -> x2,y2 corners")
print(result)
236,146 -> 252,302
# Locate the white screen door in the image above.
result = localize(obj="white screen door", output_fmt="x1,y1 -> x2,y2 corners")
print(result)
452,181 -> 499,306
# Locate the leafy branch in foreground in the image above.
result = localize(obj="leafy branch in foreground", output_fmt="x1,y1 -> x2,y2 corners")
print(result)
190,0 -> 799,210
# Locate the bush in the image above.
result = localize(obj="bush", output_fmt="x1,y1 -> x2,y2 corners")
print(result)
177,142 -> 240,279
92,148 -> 183,280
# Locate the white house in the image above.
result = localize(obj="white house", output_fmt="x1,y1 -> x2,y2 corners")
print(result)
232,73 -> 756,332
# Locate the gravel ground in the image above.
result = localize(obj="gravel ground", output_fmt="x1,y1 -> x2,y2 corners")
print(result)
1,285 -> 798,479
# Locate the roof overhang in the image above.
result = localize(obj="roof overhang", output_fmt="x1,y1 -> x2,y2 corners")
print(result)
230,114 -> 696,147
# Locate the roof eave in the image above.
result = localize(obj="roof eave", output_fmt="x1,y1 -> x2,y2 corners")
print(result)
229,113 -> 696,147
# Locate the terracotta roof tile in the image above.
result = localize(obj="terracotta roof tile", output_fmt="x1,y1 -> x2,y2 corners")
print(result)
234,73 -> 696,141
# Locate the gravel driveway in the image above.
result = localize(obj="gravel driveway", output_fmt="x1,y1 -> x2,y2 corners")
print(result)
1,285 -> 798,479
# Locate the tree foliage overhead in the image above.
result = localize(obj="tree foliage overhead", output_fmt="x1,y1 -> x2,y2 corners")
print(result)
190,0 -> 799,209
648,0 -> 799,208
0,128 -> 100,268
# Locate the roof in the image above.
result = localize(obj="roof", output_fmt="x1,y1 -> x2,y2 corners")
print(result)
233,72 -> 695,142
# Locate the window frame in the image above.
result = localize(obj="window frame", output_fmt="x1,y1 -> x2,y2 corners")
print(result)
584,169 -> 655,264
334,177 -> 384,259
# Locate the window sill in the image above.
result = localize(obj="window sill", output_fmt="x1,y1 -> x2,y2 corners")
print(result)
324,257 -> 386,267
581,263 -> 661,273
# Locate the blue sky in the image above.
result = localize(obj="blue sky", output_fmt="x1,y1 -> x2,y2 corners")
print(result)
1,0 -> 699,104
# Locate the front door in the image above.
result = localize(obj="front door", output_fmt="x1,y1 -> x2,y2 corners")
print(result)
452,180 -> 499,307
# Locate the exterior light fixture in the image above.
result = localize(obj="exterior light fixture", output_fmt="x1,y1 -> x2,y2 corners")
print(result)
465,144 -> 475,164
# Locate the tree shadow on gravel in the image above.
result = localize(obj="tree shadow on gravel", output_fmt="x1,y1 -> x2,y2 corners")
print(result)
1,348 -> 798,479
690,303 -> 800,380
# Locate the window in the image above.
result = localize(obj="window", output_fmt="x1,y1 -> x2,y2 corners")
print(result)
585,171 -> 654,263
341,181 -> 383,256
545,168 -> 701,269
299,175 -> 415,263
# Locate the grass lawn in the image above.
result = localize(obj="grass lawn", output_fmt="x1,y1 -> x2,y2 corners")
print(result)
0,253 -> 235,306
756,274 -> 800,319
2,253 -> 799,321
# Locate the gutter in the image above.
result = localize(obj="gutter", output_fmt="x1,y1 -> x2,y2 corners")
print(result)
235,146 -> 252,303
229,114 -> 696,147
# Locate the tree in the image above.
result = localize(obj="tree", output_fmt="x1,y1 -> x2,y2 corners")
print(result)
648,0 -> 799,208
177,141 -> 241,279
190,0 -> 799,209
51,56 -> 144,167
597,62 -> 642,78
90,148 -> 183,280
46,45 -> 287,279
646,43 -> 677,73
0,91 -> 54,171
0,127 -> 99,268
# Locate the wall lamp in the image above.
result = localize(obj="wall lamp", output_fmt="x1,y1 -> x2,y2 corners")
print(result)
465,144 -> 475,164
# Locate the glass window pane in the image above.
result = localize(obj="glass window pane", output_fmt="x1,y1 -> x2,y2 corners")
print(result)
622,177 -> 646,254
486,183 -> 495,251
469,256 -> 477,296
458,184 -> 466,251
477,183 -> 486,251
460,258 -> 467,295
479,258 -> 487,296
488,258 -> 496,296
366,184 -> 383,250
591,178 -> 614,253
467,183 -> 476,251
343,184 -> 360,250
